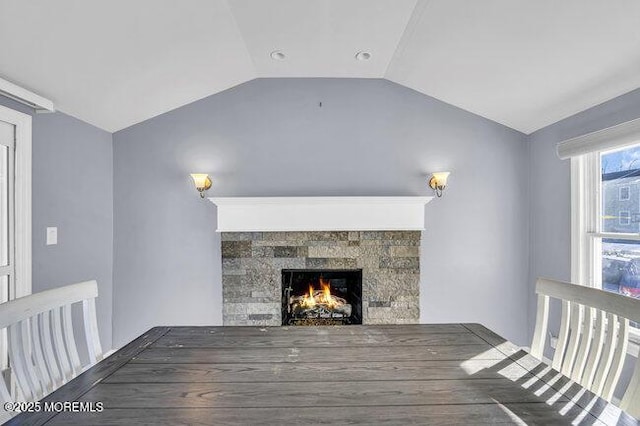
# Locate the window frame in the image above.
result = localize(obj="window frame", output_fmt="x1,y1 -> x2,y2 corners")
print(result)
572,151 -> 640,342
0,105 -> 30,299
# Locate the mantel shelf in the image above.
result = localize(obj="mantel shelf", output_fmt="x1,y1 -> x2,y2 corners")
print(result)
207,196 -> 433,232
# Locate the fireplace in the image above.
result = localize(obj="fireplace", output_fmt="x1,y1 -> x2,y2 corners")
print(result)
221,231 -> 421,326
282,269 -> 363,326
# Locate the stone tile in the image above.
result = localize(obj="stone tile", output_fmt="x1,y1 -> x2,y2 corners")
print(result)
379,256 -> 420,270
222,275 -> 244,287
366,307 -> 392,319
248,318 -> 280,326
366,317 -> 419,325
363,272 -> 419,300
382,240 -> 421,247
305,258 -> 358,269
227,297 -> 277,304
263,232 -> 311,241
388,246 -> 420,257
357,245 -> 384,257
251,290 -> 270,298
274,246 -> 298,258
306,240 -> 349,247
221,232 -> 263,241
223,302 -> 280,315
362,231 -> 421,241
348,231 -> 360,241
348,241 -> 360,247
271,257 -> 306,272
248,314 -> 274,321
397,306 -> 419,319
369,300 -> 392,308
391,296 -> 420,309
253,240 -> 306,247
251,246 -> 274,258
356,256 -> 381,270
308,246 -> 360,258
222,241 -> 252,258
222,258 -> 246,275
307,231 -> 349,241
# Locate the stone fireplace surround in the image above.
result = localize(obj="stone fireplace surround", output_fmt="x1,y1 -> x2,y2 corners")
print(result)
211,196 -> 431,326
221,231 -> 421,326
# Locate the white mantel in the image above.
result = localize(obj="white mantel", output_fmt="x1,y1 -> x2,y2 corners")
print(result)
208,196 -> 432,232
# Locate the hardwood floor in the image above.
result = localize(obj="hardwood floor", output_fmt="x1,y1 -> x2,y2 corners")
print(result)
9,324 -> 638,425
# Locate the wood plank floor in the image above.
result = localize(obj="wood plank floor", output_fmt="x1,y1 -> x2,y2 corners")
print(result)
11,324 -> 638,425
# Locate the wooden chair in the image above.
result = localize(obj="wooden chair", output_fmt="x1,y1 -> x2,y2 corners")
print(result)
0,280 -> 103,409
531,277 -> 640,418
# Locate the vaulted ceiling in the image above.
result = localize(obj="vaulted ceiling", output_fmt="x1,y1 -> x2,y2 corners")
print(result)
1,0 -> 639,134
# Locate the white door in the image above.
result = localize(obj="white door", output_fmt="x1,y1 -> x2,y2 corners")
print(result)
0,120 -> 14,370
0,106 -> 31,377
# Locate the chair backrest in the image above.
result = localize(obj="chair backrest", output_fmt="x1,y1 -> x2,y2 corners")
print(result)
531,277 -> 640,418
0,280 -> 103,406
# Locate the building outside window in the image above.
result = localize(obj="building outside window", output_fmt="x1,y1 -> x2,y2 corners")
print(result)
620,186 -> 630,200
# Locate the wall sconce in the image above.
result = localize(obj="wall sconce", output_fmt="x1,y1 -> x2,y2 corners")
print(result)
190,173 -> 212,198
429,172 -> 450,197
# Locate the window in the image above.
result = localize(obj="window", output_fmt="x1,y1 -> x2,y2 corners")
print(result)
620,211 -> 631,225
571,143 -> 640,336
559,117 -> 640,339
620,186 -> 630,200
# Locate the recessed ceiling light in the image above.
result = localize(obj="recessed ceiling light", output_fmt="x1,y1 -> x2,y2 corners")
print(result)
270,50 -> 286,61
355,51 -> 371,61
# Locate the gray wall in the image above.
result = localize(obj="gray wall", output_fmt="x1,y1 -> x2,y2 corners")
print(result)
0,95 -> 114,351
527,87 -> 640,340
113,78 -> 529,347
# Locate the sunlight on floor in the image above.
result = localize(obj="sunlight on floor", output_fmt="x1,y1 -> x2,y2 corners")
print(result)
458,344 -> 611,425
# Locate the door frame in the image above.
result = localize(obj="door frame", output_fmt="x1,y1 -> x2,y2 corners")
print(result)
0,104 -> 31,299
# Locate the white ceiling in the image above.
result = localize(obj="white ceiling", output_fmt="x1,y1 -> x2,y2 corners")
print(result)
1,0 -> 640,134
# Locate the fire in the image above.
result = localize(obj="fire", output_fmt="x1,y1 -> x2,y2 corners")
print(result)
299,278 -> 340,309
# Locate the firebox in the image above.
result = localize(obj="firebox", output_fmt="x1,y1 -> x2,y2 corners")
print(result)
282,269 -> 363,326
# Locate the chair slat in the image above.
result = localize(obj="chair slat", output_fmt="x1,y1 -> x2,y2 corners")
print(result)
19,319 -> 44,399
602,318 -> 629,401
29,313 -> 52,395
591,312 -> 617,396
530,293 -> 549,359
40,310 -> 62,389
83,298 -> 103,364
561,302 -> 584,376
580,308 -> 606,389
51,306 -> 72,383
552,300 -> 571,371
62,304 -> 81,375
621,355 -> 640,418
571,306 -> 595,383
8,322 -> 35,400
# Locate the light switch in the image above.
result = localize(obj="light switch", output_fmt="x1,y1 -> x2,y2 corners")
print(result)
46,227 -> 57,245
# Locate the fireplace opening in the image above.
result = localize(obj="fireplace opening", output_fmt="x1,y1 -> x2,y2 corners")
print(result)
282,269 -> 362,326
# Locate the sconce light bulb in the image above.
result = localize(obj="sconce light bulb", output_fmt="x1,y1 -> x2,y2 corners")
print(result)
429,172 -> 450,198
191,174 -> 212,198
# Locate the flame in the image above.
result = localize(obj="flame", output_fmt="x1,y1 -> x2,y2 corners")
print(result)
306,284 -> 316,307
299,278 -> 341,310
